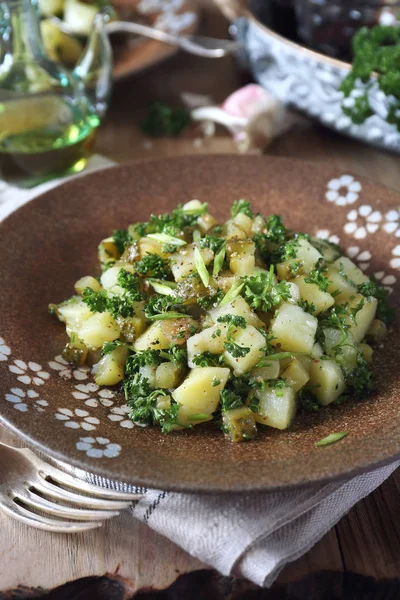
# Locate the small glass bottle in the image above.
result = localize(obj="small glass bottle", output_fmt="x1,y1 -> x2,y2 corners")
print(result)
0,0 -> 113,186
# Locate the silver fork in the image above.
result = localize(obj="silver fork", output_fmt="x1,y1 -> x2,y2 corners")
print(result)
0,442 -> 143,532
51,17 -> 241,58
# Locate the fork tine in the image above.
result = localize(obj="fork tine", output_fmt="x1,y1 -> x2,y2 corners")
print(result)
15,488 -> 121,521
32,458 -> 143,500
0,496 -> 102,532
30,478 -> 134,510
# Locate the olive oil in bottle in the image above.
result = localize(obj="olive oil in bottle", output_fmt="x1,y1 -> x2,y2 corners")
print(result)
0,94 -> 100,186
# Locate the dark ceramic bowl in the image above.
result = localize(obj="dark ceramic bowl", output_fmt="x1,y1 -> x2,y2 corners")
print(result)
0,155 -> 399,493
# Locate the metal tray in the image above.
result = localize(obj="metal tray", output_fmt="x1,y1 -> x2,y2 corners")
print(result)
216,0 -> 400,153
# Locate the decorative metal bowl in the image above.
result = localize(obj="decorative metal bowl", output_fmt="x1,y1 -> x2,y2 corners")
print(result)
216,0 -> 400,153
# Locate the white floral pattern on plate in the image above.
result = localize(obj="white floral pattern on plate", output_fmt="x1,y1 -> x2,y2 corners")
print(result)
390,245 -> 400,269
76,436 -> 121,458
72,382 -> 115,408
107,405 -> 133,429
315,229 -> 340,245
346,246 -> 372,271
325,175 -> 362,206
48,355 -> 90,381
382,209 -> 400,237
373,270 -> 397,293
0,337 -> 11,362
8,360 -> 50,386
5,387 -> 49,413
55,408 -> 100,431
344,205 -> 382,239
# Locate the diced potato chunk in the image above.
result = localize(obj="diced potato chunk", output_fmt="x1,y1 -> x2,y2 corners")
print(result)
310,237 -> 340,262
270,303 -> 318,354
172,367 -> 230,414
64,0 -> 97,35
213,271 -> 239,293
74,276 -> 101,295
224,325 -> 266,375
156,362 -> 184,389
208,296 -> 264,329
177,405 -> 213,426
250,362 -> 280,383
323,328 -> 358,374
56,296 -> 93,332
92,346 -> 127,386
139,237 -> 165,259
139,364 -> 157,388
344,294 -> 377,343
277,239 -> 322,280
227,239 -> 256,276
134,318 -> 197,351
170,244 -> 214,282
231,213 -> 253,235
326,266 -> 357,302
294,275 -> 334,315
255,385 -> 296,430
281,358 -> 310,392
366,319 -> 388,342
359,343 -> 373,364
187,324 -> 228,367
223,407 -> 257,442
198,213 -> 218,233
98,237 -> 119,266
311,342 -> 323,358
286,282 -> 300,304
62,336 -> 88,366
251,214 -> 266,234
100,266 -> 121,290
78,312 -> 120,349
309,358 -> 346,405
41,19 -> 83,66
224,221 -> 247,240
333,256 -> 369,286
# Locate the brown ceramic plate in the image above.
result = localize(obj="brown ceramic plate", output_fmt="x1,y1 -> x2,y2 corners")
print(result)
111,0 -> 198,80
0,156 -> 399,493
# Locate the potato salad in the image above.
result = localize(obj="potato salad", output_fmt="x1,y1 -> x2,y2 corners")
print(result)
50,200 -> 393,442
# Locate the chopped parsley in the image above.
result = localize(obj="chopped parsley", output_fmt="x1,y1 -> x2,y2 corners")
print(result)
199,235 -> 225,254
243,266 -> 291,312
304,259 -> 330,292
144,295 -> 187,319
82,287 -> 135,319
117,270 -> 142,302
141,102 -> 191,137
358,279 -> 394,324
231,199 -> 254,218
220,388 -> 244,412
223,340 -> 250,358
135,254 -> 172,279
266,215 -> 290,245
340,26 -> 400,131
192,352 -> 224,367
113,229 -> 133,255
217,315 -> 246,329
298,299 -> 318,314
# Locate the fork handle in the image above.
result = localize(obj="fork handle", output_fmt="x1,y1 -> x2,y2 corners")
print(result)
105,20 -> 180,45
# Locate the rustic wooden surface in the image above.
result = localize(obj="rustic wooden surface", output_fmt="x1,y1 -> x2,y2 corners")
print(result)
1,0 -> 400,593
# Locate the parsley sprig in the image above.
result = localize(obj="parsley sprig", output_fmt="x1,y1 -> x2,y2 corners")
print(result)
243,266 -> 291,312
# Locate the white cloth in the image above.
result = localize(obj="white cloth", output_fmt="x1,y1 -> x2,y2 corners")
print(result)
1,159 -> 398,588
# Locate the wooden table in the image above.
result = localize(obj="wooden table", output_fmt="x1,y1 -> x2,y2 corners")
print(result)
1,1 -> 400,595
